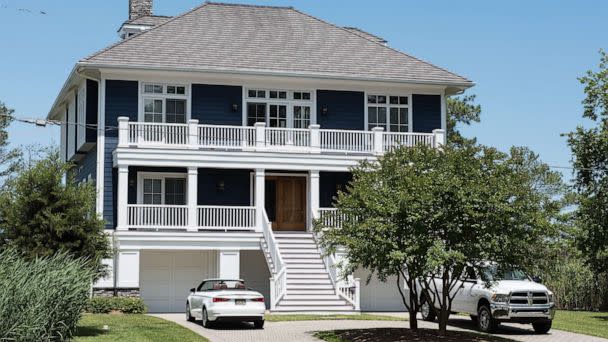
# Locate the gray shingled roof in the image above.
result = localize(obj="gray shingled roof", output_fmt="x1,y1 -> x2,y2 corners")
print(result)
82,2 -> 472,86
125,15 -> 172,27
343,27 -> 387,45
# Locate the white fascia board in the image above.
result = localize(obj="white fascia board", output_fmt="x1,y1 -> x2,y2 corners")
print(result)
113,148 -> 369,172
83,63 -> 475,89
114,231 -> 263,251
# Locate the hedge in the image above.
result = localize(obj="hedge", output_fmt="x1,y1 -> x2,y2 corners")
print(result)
86,296 -> 147,314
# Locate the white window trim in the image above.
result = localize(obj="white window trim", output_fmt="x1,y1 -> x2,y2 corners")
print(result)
136,172 -> 188,205
363,92 -> 413,132
138,82 -> 191,123
242,87 -> 317,128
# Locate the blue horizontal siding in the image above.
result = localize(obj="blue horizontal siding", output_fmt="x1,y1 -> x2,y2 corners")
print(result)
412,94 -> 441,133
86,80 -> 98,143
192,84 -> 242,125
317,90 -> 365,130
72,147 -> 97,183
319,172 -> 352,208
198,169 -> 251,206
105,80 -> 138,136
103,137 -> 118,229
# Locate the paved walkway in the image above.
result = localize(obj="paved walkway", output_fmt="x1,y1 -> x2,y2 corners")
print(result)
153,313 -> 607,342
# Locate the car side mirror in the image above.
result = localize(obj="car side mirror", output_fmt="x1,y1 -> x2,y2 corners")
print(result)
532,276 -> 542,283
190,288 -> 196,293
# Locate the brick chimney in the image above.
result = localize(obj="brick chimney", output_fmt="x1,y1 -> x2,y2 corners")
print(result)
129,0 -> 152,20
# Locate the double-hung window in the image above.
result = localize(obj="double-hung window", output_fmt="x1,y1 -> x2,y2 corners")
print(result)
142,83 -> 188,124
245,89 -> 313,129
140,174 -> 187,205
367,94 -> 410,132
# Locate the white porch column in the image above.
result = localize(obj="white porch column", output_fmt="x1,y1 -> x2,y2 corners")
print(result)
116,165 -> 129,231
372,126 -> 384,155
217,250 -> 240,279
432,129 -> 446,148
117,117 -> 129,147
117,250 -> 140,288
254,169 -> 265,232
187,167 -> 198,232
309,170 -> 320,230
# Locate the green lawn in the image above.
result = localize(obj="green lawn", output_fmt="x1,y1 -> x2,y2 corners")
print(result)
74,314 -> 208,342
265,313 -> 406,322
552,310 -> 608,339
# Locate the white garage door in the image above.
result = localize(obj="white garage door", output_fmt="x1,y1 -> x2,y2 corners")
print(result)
140,251 -> 217,313
355,269 -> 408,312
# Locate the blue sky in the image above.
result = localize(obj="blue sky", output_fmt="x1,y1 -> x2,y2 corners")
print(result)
1,0 -> 605,179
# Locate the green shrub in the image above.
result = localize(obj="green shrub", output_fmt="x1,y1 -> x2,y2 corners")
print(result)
86,296 -> 147,314
0,248 -> 97,341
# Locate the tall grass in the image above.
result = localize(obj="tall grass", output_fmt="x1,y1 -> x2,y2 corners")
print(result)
0,248 -> 97,341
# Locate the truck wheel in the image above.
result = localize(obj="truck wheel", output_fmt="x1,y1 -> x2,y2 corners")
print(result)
420,296 -> 436,322
477,304 -> 498,333
186,303 -> 195,322
532,320 -> 552,334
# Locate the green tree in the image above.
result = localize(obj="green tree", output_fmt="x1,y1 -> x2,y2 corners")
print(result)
0,101 -> 21,180
447,94 -> 482,145
0,152 -> 109,276
566,49 -> 608,274
316,144 -> 562,334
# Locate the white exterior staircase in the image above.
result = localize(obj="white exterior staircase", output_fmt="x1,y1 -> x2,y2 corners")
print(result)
270,233 -> 357,312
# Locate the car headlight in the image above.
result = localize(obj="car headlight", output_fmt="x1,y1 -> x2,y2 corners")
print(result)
547,292 -> 554,303
491,293 -> 509,303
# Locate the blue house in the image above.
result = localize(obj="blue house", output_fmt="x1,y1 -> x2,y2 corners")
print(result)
48,0 -> 473,313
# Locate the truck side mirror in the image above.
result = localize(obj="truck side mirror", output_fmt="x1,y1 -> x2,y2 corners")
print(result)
532,276 -> 542,283
190,288 -> 196,293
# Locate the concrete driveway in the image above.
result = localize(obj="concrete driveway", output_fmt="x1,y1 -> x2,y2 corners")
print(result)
153,313 -> 607,342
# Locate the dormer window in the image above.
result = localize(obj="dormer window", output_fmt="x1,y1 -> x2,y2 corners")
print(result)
141,83 -> 188,123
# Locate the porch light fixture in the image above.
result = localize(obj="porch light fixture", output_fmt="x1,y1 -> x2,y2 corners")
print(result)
216,179 -> 225,192
321,105 -> 329,115
231,104 -> 239,112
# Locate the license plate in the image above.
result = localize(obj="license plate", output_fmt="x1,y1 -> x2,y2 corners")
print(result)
235,299 -> 246,305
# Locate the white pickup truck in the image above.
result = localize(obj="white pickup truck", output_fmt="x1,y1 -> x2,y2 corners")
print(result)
419,266 -> 555,334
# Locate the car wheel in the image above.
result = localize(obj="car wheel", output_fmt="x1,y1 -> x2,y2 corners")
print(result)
202,307 -> 214,328
532,320 -> 552,334
186,303 -> 195,322
253,320 -> 265,329
470,315 -> 478,324
420,296 -> 436,322
477,304 -> 498,333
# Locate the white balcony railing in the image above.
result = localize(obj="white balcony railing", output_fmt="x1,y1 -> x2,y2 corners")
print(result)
197,206 -> 256,230
261,210 -> 287,310
125,204 -> 257,231
118,117 -> 443,155
127,204 -> 188,229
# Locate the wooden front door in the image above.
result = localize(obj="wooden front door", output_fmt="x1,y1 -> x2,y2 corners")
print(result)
266,176 -> 307,231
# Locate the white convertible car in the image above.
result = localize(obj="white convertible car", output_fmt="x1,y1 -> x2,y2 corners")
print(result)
186,279 -> 266,328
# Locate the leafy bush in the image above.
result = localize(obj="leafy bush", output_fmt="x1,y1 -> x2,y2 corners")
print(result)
0,248 -> 97,341
86,296 -> 147,314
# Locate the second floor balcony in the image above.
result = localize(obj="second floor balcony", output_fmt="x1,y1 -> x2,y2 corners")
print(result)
117,117 -> 445,156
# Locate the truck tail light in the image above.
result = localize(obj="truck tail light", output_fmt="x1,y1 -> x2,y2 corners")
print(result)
213,297 -> 230,302
251,297 -> 264,302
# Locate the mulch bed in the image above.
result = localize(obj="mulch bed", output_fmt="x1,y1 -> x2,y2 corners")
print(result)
316,328 -> 514,342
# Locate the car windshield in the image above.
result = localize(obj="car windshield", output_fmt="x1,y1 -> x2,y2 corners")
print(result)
482,266 -> 529,281
201,280 -> 247,291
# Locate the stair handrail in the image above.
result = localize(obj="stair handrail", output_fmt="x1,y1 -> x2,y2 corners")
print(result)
313,230 -> 361,310
261,210 -> 287,309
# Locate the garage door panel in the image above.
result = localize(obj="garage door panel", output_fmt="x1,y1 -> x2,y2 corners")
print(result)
140,251 -> 215,313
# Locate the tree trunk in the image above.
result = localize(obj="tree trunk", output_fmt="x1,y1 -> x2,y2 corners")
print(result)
409,310 -> 418,330
437,271 -> 450,335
